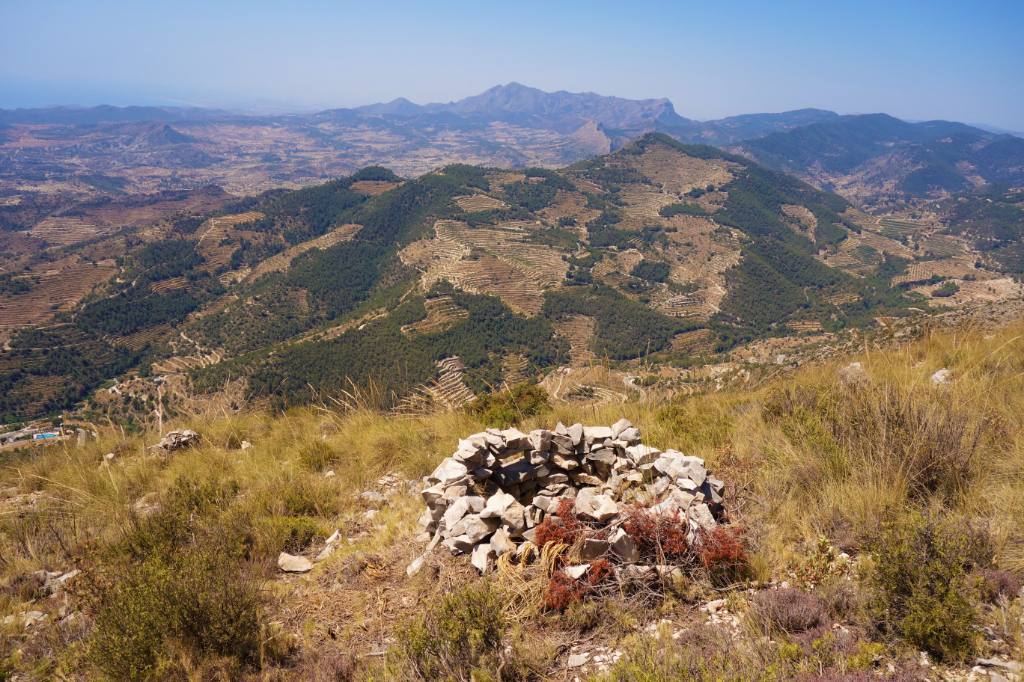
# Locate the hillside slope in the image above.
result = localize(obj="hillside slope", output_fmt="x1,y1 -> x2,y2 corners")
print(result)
741,113 -> 1024,206
2,133 -> 944,423
2,313 -> 1022,679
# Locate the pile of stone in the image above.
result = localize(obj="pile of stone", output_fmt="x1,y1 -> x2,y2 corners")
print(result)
149,429 -> 201,453
414,419 -> 725,574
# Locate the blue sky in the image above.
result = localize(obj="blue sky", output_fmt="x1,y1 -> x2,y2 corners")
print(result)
2,0 -> 1022,129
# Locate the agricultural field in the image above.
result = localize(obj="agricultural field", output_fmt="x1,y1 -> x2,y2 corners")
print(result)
0,255 -> 117,330
553,314 -> 597,365
453,193 -> 508,212
879,216 -> 931,240
194,211 -> 265,272
400,295 -> 469,337
403,219 -> 566,316
913,276 -> 1024,306
891,258 -> 985,286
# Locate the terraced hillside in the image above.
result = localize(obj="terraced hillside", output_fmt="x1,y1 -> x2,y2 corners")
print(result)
2,134 -> 1004,423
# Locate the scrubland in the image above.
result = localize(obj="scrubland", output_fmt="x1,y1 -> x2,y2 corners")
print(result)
2,319 -> 1023,680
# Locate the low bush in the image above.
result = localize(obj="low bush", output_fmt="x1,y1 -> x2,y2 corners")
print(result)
542,559 -> 614,612
75,474 -> 284,679
398,582 -> 507,680
532,498 -> 589,548
298,439 -> 339,471
270,475 -> 339,518
597,625 -> 915,682
869,513 -> 979,662
256,515 -> 325,555
752,588 -> 828,635
974,568 -> 1023,603
80,537 -> 269,680
763,378 -> 989,504
468,383 -> 550,428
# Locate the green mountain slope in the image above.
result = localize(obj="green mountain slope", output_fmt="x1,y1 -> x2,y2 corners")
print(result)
0,134 -> 924,421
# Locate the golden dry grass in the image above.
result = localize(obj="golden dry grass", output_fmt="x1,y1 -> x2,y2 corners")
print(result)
3,318 -> 1024,677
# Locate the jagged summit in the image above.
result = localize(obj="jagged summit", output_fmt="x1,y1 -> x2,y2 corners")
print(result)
349,82 -> 692,134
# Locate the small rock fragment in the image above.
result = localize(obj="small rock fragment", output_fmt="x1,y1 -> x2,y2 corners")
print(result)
609,527 -> 639,562
471,542 -> 496,573
491,527 -> 516,556
564,564 -> 590,580
278,552 -> 313,573
580,537 -> 609,560
567,652 -> 590,667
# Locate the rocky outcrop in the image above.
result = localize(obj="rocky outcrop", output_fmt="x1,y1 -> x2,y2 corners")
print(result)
413,419 -> 725,574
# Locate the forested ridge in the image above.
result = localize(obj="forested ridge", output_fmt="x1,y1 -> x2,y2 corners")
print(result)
0,134 -> 922,421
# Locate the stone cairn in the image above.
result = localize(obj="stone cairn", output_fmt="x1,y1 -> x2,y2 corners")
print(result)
149,429 -> 201,453
412,418 -> 726,575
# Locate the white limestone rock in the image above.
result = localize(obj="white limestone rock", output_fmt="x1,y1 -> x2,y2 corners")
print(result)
491,526 -> 516,556
609,527 -> 640,562
429,458 -> 468,485
471,543 -> 496,574
442,495 -> 485,530
574,488 -> 618,522
449,514 -> 497,543
610,418 -> 634,438
278,552 -> 313,573
564,564 -> 590,580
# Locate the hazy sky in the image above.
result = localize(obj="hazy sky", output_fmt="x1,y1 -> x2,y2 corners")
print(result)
2,0 -> 1022,130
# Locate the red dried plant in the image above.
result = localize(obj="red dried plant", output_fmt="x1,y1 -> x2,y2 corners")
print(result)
533,498 -> 586,547
542,558 -> 615,611
622,505 -> 693,563
698,525 -> 749,586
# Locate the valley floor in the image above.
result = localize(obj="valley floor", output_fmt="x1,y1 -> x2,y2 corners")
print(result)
2,312 -> 1024,680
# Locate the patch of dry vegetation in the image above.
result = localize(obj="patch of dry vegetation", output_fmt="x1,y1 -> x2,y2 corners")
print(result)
2,320 -> 1024,678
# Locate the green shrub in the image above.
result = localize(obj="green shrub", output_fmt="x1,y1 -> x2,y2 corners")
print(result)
77,474 -> 280,679
122,477 -> 242,558
263,474 -> 339,518
469,383 -> 550,427
762,381 -> 986,503
81,537 -> 268,680
257,515 -> 325,554
870,513 -> 979,661
398,582 -> 507,680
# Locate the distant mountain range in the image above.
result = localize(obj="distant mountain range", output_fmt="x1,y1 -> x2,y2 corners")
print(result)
0,83 -> 841,145
0,83 -> 1021,206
